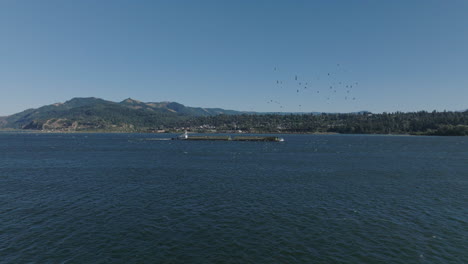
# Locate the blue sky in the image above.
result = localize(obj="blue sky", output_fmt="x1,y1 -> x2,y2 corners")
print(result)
1,0 -> 467,115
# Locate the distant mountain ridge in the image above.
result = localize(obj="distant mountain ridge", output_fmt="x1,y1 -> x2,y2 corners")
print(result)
3,97 -> 344,131
0,97 -> 251,130
118,98 -> 246,116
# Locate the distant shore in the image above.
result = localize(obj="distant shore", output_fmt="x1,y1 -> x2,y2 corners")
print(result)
0,129 -> 452,136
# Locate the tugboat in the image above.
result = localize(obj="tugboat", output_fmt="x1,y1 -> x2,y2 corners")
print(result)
177,131 -> 189,140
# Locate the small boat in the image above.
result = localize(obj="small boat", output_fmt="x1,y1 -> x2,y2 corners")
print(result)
176,131 -> 189,140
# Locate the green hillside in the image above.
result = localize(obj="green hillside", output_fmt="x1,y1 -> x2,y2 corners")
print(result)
1,97 -> 244,131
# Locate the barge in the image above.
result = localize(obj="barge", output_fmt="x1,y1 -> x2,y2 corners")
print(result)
173,132 -> 284,142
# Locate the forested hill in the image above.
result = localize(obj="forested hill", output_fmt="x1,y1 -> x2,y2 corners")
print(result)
0,97 -> 246,130
1,97 -> 467,135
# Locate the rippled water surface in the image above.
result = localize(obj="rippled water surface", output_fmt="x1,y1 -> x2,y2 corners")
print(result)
1,133 -> 467,263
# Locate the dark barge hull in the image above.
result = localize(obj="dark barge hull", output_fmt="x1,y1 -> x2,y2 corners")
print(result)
232,136 -> 282,142
173,135 -> 284,142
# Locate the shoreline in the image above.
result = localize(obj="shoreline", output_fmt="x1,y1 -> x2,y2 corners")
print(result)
0,129 -> 449,136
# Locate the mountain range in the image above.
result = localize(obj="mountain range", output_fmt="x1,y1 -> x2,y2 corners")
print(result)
0,97 -> 257,130
2,97 -> 347,131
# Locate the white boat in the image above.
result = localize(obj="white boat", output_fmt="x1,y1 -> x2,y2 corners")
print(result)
177,131 -> 189,140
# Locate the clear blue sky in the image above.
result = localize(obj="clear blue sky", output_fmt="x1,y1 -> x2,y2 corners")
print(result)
1,0 -> 467,115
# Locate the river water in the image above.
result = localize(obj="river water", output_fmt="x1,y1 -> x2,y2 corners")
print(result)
0,133 -> 467,263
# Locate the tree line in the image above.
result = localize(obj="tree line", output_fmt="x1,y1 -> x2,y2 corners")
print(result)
168,110 -> 468,136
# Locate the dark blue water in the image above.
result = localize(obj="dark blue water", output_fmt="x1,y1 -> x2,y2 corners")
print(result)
0,133 -> 467,263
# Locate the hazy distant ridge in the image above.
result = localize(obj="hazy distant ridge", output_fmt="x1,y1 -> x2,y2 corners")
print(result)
1,97 -> 250,130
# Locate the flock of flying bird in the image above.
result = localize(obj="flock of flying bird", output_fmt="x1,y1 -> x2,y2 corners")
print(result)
267,64 -> 359,111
